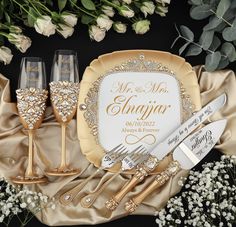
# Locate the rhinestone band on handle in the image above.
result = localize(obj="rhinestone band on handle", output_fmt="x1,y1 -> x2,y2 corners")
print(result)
105,155 -> 159,211
125,160 -> 180,213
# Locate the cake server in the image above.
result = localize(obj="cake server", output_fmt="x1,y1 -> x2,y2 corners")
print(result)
105,93 -> 226,211
125,119 -> 227,212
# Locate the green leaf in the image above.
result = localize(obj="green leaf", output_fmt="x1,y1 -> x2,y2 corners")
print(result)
205,51 -> 221,71
216,0 -> 231,18
4,12 -> 11,23
185,44 -> 202,56
179,42 -> 190,55
199,30 -> 214,50
190,5 -> 213,20
203,16 -> 222,31
217,56 -> 229,69
81,0 -> 96,11
81,14 -> 94,24
188,0 -> 202,6
58,0 -> 67,11
209,36 -> 221,51
221,42 -> 236,62
222,18 -> 236,41
51,12 -> 61,22
180,25 -> 194,41
231,1 -> 236,8
27,7 -> 37,27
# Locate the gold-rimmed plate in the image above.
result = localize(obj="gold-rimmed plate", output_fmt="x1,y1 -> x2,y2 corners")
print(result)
77,50 -> 201,173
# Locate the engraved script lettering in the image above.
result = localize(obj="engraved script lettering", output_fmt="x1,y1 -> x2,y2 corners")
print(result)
145,82 -> 168,93
106,95 -> 171,120
191,130 -> 213,151
110,82 -> 134,93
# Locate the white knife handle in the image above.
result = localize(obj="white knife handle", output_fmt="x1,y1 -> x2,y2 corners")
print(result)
105,155 -> 159,211
125,160 -> 181,213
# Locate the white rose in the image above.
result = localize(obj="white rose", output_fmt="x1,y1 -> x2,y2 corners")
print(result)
119,5 -> 135,18
96,14 -> 113,31
0,46 -> 13,65
102,5 -> 115,17
132,20 -> 151,34
155,5 -> 169,17
57,24 -> 74,38
0,215 -> 4,223
112,0 -> 121,6
8,34 -> 32,53
89,25 -> 106,42
156,0 -> 171,4
61,13 -> 78,27
122,0 -> 132,4
141,1 -> 155,17
113,22 -> 127,33
34,15 -> 56,37
9,25 -> 22,34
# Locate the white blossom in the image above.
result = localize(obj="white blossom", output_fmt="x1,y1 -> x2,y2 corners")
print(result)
132,19 -> 150,34
8,34 -> 31,53
155,155 -> 236,227
113,22 -> 127,33
156,0 -> 171,4
96,14 -> 113,31
122,0 -> 132,4
119,5 -> 135,18
9,25 -> 22,34
61,12 -> 78,27
141,1 -> 155,17
155,4 -> 169,17
57,24 -> 74,38
0,46 -> 13,65
34,15 -> 56,37
89,25 -> 106,42
0,178 -> 55,225
102,5 -> 115,17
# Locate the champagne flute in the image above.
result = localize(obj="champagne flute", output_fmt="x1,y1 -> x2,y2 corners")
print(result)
46,50 -> 80,176
11,57 -> 48,184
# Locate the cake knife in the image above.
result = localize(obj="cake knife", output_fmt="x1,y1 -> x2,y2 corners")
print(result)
105,93 -> 226,210
125,119 -> 227,212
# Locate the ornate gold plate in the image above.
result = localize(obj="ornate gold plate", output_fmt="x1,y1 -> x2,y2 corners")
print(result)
77,50 -> 201,173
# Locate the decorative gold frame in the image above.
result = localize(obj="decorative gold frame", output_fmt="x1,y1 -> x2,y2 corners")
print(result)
77,50 -> 201,172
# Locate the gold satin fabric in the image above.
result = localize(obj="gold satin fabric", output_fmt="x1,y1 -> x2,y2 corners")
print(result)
0,65 -> 235,226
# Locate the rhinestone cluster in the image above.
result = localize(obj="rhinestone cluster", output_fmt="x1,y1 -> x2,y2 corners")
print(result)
109,54 -> 174,74
135,155 -> 160,181
16,88 -> 48,130
180,83 -> 195,120
50,81 -> 80,122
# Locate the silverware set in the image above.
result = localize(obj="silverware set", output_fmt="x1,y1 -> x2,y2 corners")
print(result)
59,93 -> 226,213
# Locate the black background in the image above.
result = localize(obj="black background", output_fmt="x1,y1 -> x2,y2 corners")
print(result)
0,0 -> 235,227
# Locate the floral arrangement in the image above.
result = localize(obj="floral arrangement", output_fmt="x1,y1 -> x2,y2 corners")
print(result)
0,177 -> 55,227
173,0 -> 236,71
0,0 -> 171,65
155,155 -> 236,227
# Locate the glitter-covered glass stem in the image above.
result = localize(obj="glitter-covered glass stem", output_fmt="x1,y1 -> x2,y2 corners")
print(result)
46,50 -> 80,176
46,81 -> 80,176
11,57 -> 48,184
